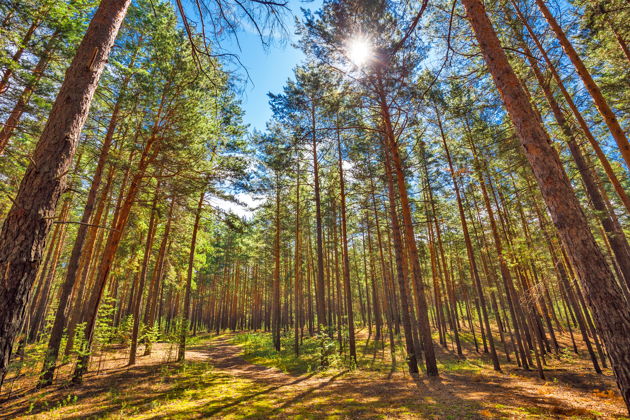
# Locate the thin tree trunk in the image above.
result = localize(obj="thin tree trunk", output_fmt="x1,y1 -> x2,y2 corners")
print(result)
312,102 -> 327,331
129,181 -> 160,365
337,120 -> 356,363
272,174 -> 281,352
73,129 -> 160,383
178,189 -> 205,361
294,157 -> 301,355
0,30 -> 60,154
377,77 -> 437,376
439,116 -> 501,372
382,143 -> 418,375
39,65 -> 135,386
533,0 -> 630,170
144,196 -> 175,355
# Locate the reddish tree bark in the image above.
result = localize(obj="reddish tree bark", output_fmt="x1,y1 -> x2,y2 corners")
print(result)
461,0 -> 630,410
178,189 -> 205,361
534,0 -> 630,170
0,0 -> 131,386
0,30 -> 60,154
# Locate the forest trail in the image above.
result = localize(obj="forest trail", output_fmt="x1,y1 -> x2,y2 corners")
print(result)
1,333 -> 628,419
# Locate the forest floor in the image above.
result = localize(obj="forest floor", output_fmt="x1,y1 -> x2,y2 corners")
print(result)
0,330 -> 628,419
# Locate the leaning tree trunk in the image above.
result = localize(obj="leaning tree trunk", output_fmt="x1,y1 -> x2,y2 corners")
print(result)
129,182 -> 160,365
510,0 -> 630,214
520,43 -> 630,290
0,0 -> 131,386
382,144 -> 419,375
461,0 -> 630,411
39,67 -> 135,386
440,118 -> 501,372
73,133 -> 159,383
377,77 -> 438,376
0,30 -> 60,154
534,0 -> 630,171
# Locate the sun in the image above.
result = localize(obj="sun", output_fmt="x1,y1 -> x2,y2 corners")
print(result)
347,36 -> 372,67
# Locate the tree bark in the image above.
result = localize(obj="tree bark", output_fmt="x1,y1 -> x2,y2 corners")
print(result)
462,0 -> 630,410
519,40 -> 630,291
39,64 -> 135,386
0,30 -> 60,154
294,157 -> 301,355
311,102 -> 327,331
272,173 -> 281,352
376,76 -> 437,376
0,0 -> 130,385
510,0 -> 630,214
144,196 -> 176,355
336,118 -> 356,363
129,181 -> 160,365
439,113 -> 501,372
178,189 -> 205,361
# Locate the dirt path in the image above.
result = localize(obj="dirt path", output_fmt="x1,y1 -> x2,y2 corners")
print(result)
187,336 -> 301,384
0,335 -> 628,419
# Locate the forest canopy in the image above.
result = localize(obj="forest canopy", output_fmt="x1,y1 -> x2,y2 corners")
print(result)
0,0 -> 629,418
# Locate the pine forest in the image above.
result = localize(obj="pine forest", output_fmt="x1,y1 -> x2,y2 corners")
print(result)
0,0 -> 629,418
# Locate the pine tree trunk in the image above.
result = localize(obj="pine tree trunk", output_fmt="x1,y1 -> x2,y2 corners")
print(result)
129,182 -> 160,365
382,144 -> 418,374
39,71 -> 133,386
272,175 -> 282,352
178,189 -> 205,362
462,0 -> 630,410
440,118 -> 501,372
64,165 -> 116,357
0,0 -> 131,386
377,78 -> 437,376
73,135 -> 159,383
422,143 -> 462,356
0,30 -> 59,154
337,122 -> 356,363
521,42 -> 630,291
312,102 -> 327,331
144,196 -> 175,355
294,158 -> 301,355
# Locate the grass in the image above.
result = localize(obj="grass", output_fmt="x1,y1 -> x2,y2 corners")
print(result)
17,356 -> 275,419
230,332 -> 331,375
130,362 -> 275,419
5,331 -> 629,419
230,330 -> 417,375
231,330 -> 504,377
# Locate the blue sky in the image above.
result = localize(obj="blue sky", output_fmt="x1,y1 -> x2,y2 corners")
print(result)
222,0 -> 323,132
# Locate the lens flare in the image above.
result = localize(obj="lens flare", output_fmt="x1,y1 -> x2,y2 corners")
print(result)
347,37 -> 372,67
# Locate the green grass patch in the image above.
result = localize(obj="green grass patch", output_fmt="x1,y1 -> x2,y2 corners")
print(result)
229,332 -> 324,375
438,358 -> 483,373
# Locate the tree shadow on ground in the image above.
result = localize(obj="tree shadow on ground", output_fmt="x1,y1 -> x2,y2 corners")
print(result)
1,335 -> 626,419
